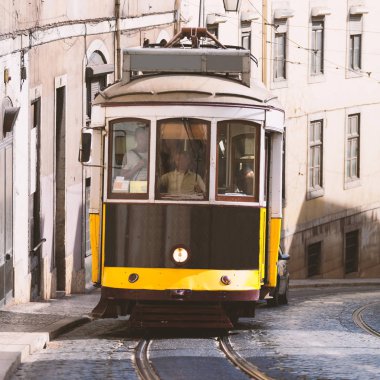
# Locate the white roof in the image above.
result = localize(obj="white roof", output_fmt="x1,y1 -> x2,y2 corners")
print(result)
94,74 -> 282,110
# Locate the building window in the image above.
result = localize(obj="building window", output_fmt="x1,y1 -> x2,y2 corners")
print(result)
273,20 -> 287,80
307,241 -> 321,277
86,51 -> 113,120
345,230 -> 359,274
207,24 -> 218,39
241,23 -> 251,51
311,20 -> 324,75
308,120 -> 323,190
349,16 -> 362,71
346,114 -> 360,181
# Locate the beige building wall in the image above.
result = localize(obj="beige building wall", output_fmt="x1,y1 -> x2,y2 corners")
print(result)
1,0 -> 177,304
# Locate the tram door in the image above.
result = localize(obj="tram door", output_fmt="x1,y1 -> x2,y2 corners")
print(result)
0,124 -> 14,306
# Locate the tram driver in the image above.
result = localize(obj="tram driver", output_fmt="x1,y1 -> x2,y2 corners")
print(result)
121,127 -> 148,180
159,151 -> 205,195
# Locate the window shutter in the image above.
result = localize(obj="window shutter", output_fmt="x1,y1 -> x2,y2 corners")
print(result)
349,15 -> 362,34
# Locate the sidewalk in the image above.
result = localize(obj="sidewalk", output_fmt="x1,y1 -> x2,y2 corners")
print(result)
0,279 -> 379,379
290,278 -> 380,288
0,287 -> 100,380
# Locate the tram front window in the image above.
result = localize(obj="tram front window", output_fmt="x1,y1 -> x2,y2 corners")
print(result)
109,119 -> 150,197
217,121 -> 259,200
156,119 -> 209,200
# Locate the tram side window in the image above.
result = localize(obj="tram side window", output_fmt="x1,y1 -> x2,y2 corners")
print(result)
217,121 -> 259,200
109,119 -> 150,197
156,119 -> 209,200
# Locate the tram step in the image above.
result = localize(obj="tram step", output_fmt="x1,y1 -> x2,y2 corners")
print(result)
129,303 -> 233,329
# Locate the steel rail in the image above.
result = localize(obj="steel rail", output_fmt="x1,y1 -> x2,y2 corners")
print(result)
352,303 -> 380,338
134,339 -> 160,380
219,336 -> 273,380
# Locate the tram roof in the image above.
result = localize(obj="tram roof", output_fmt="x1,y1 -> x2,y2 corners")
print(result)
93,73 -> 282,110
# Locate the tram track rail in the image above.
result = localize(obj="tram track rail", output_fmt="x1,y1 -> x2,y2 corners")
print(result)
219,335 -> 273,380
352,303 -> 380,338
134,339 -> 160,380
134,335 -> 273,380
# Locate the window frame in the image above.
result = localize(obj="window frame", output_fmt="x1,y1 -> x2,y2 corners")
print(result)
272,18 -> 288,83
241,22 -> 252,51
311,19 -> 324,76
274,32 -> 286,80
86,50 -> 109,120
155,118 -> 211,202
215,120 -> 261,203
107,118 -> 151,200
349,34 -> 362,70
348,15 -> 363,75
207,24 -> 219,39
307,119 -> 324,199
345,113 -> 360,182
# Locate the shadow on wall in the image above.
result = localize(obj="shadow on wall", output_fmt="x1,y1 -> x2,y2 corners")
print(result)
71,205 -> 86,294
284,198 -> 380,280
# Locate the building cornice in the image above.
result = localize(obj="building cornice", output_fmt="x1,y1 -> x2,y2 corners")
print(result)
0,11 -> 175,58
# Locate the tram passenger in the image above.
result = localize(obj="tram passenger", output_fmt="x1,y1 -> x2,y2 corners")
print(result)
121,127 -> 148,180
160,151 -> 205,195
236,165 -> 254,195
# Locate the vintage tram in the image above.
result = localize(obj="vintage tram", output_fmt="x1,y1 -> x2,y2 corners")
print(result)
81,29 -> 285,328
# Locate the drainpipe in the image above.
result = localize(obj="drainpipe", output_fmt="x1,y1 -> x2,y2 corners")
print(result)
174,0 -> 182,34
262,0 -> 268,86
115,0 -> 121,80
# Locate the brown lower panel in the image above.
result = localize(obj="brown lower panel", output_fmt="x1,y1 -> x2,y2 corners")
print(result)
91,287 -> 259,320
100,286 -> 260,302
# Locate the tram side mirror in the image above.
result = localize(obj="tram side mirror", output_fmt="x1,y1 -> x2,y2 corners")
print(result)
79,131 -> 92,163
278,247 -> 290,260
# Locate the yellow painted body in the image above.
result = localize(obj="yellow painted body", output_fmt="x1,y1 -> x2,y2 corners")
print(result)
259,208 -> 267,283
94,202 -> 281,295
103,267 -> 261,290
267,217 -> 282,287
89,213 -> 100,283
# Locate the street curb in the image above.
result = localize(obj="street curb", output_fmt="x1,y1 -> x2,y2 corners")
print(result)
0,352 -> 21,380
0,317 -> 92,380
290,281 -> 380,289
39,316 -> 93,340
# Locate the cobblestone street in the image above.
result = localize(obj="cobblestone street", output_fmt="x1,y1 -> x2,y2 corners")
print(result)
9,286 -> 380,380
231,286 -> 380,379
11,320 -> 139,380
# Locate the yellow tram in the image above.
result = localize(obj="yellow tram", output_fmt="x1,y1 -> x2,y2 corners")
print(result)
81,29 -> 285,328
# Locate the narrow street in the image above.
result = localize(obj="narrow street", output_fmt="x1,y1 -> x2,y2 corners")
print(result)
11,286 -> 380,379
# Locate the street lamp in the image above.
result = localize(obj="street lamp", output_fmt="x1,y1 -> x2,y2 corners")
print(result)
223,0 -> 242,12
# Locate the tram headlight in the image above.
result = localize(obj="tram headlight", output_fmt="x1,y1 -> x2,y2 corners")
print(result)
172,246 -> 190,265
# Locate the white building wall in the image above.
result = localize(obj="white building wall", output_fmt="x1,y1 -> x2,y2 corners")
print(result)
180,0 -> 380,278
265,0 -> 380,278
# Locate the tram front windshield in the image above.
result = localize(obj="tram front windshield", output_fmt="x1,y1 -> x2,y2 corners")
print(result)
108,118 -> 259,202
156,119 -> 209,200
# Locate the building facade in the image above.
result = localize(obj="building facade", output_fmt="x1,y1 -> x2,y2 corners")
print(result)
0,0 -> 178,305
179,0 -> 380,279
